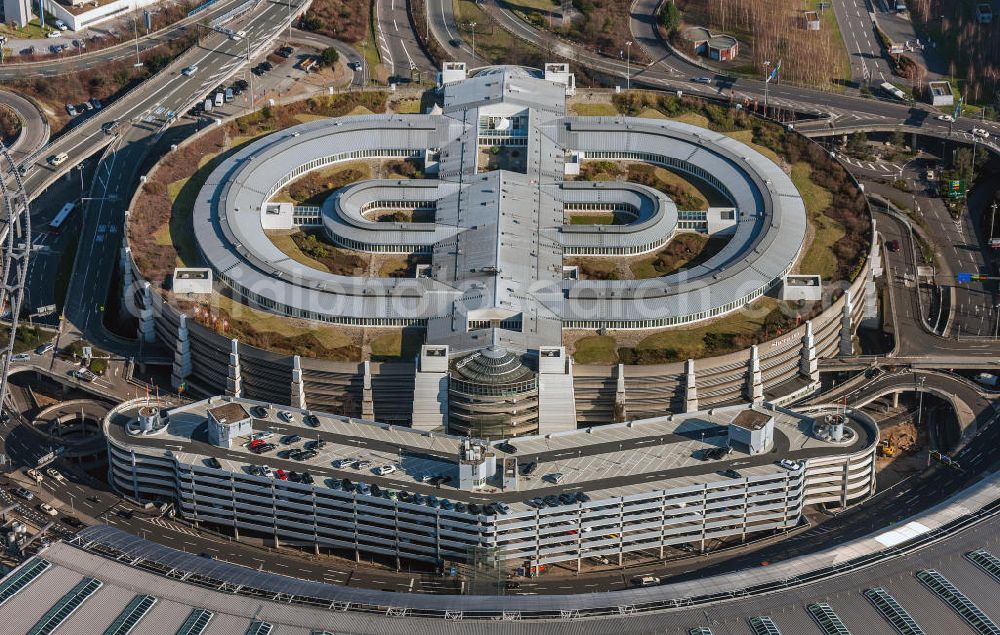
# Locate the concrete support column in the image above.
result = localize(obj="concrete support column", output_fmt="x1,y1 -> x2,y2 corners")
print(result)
120,246 -> 134,320
171,314 -> 192,391
684,358 -> 698,413
226,338 -> 242,397
799,320 -> 819,382
891,391 -> 900,409
290,355 -> 307,409
840,290 -> 854,356
614,364 -> 627,422
745,345 -> 763,404
362,361 -> 375,420
863,267 -> 878,321
138,282 -> 156,343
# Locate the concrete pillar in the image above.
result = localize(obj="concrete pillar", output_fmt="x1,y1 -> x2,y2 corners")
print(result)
171,314 -> 192,390
138,282 -> 156,343
120,246 -> 134,320
799,320 -> 819,382
891,392 -> 900,409
745,345 -> 763,404
614,364 -> 627,422
863,267 -> 878,321
290,355 -> 307,409
361,361 -> 375,420
226,338 -> 242,397
684,359 -> 698,413
840,290 -> 854,356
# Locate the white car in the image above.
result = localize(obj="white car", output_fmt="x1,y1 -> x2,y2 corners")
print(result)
779,459 -> 802,471
972,128 -> 990,139
374,464 -> 396,476
11,353 -> 30,362
692,76 -> 712,84
39,503 -> 58,516
277,410 -> 294,423
54,20 -> 67,30
46,30 -> 60,39
45,468 -> 64,482
936,114 -> 954,122
181,65 -> 198,77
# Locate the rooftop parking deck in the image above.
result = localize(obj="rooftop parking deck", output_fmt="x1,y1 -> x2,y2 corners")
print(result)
106,398 -> 875,512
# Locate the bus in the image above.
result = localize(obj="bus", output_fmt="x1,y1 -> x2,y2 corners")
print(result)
48,202 -> 76,234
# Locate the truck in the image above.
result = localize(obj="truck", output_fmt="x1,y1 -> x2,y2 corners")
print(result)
880,82 -> 907,101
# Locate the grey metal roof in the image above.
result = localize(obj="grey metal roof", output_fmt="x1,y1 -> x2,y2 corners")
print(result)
190,69 -> 805,351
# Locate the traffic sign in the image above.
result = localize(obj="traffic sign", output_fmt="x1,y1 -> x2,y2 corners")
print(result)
947,179 -> 966,199
957,272 -> 972,283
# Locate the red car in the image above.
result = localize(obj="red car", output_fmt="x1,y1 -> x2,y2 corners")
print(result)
275,469 -> 288,480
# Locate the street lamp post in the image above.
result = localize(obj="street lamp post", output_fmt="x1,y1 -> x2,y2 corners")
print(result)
469,22 -> 476,64
763,60 -> 770,117
916,376 -> 926,429
625,40 -> 632,91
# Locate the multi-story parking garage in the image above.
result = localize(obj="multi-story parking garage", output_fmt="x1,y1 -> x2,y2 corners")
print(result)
104,396 -> 877,570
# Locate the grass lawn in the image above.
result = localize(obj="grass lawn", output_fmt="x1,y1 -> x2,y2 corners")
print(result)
633,297 -> 779,359
454,0 -> 528,63
723,129 -> 783,166
566,257 -> 619,279
572,335 -> 618,364
209,293 -> 355,351
665,112 -> 710,127
266,231 -> 331,272
791,162 -> 842,280
505,0 -> 559,12
637,108 -> 668,119
813,0 -> 852,88
370,329 -> 425,360
166,135 -> 263,267
392,98 -> 422,114
629,233 -> 712,279
569,213 -> 616,225
0,17 -> 57,39
646,166 -> 709,210
572,102 -> 618,116
378,256 -> 413,276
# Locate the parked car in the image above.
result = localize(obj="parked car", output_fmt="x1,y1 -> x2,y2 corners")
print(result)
278,410 -> 294,423
90,98 -> 102,110
630,576 -> 660,587
300,472 -> 314,484
11,353 -> 30,362
275,469 -> 288,480
282,434 -> 301,445
545,472 -> 565,484
972,128 -> 990,139
779,459 -> 802,471
305,440 -> 326,450
46,30 -> 61,39
54,19 -> 67,30
936,114 -> 954,122
62,516 -> 84,528
497,441 -> 517,454
206,457 -> 222,469
65,103 -> 78,116
35,342 -> 55,355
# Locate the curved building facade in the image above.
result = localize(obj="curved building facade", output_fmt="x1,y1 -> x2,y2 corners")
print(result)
104,396 -> 877,570
447,346 -> 539,438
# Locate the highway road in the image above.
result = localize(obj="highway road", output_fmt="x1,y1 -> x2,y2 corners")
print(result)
0,91 -> 49,163
832,0 -> 894,86
55,0 -> 310,357
0,0 -> 273,79
375,0 -> 435,82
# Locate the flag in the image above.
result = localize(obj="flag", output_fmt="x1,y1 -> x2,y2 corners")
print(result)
953,95 -> 963,121
766,60 -> 781,83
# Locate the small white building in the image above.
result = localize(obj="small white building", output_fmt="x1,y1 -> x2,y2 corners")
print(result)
440,62 -> 468,86
206,401 -> 252,448
927,81 -> 954,107
782,275 -> 823,302
544,63 -> 576,96
729,408 -> 775,455
172,268 -> 213,295
40,0 -> 159,31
